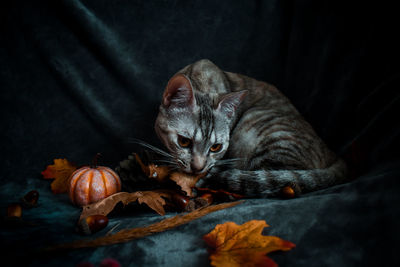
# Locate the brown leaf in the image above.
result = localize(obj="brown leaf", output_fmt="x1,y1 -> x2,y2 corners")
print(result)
41,158 -> 77,194
169,172 -> 203,197
80,191 -> 171,220
134,153 -> 204,196
137,191 -> 170,216
134,153 -> 171,182
203,220 -> 295,267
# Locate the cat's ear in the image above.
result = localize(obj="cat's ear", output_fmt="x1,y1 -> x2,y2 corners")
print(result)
162,74 -> 195,108
217,90 -> 248,118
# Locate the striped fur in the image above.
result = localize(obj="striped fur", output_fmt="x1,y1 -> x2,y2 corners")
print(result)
155,59 -> 347,197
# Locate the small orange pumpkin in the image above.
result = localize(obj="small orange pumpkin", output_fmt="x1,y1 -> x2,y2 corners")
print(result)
69,153 -> 121,206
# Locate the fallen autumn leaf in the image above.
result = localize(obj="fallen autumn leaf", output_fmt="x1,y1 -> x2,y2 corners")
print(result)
79,190 -> 172,220
203,220 -> 295,267
42,158 -> 77,194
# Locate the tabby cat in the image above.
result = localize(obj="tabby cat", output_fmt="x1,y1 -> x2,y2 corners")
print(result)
154,59 -> 347,197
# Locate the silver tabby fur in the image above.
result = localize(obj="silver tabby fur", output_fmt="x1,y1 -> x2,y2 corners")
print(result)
155,59 -> 347,197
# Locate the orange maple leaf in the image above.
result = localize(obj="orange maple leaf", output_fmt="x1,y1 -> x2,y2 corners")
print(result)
134,153 -> 203,196
42,158 -> 77,194
203,220 -> 295,267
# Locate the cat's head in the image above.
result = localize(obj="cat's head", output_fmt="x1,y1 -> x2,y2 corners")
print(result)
155,73 -> 247,174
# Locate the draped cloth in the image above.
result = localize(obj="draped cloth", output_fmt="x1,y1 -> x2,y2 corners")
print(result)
1,1 -> 399,266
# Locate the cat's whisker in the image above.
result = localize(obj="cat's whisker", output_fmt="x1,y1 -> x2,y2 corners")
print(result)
176,159 -> 188,169
127,138 -> 174,159
153,159 -> 177,163
168,166 -> 181,171
218,158 -> 242,162
153,159 -> 179,166
214,158 -> 243,167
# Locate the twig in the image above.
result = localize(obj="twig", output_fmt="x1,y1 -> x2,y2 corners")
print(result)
44,201 -> 244,251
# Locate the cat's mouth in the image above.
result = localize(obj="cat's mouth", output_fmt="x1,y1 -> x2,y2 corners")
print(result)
182,167 -> 208,176
191,169 -> 208,176
179,168 -> 206,176
182,169 -> 209,178
176,160 -> 209,176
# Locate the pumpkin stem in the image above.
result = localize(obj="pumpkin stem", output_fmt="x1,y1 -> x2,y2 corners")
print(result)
91,153 -> 102,168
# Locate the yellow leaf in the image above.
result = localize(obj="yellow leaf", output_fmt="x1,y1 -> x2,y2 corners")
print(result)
203,220 -> 295,267
42,158 -> 77,194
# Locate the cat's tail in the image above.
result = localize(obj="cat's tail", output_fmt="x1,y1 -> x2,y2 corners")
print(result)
209,158 -> 348,198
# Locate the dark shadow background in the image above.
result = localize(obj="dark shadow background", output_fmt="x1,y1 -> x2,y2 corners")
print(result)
1,0 -> 399,266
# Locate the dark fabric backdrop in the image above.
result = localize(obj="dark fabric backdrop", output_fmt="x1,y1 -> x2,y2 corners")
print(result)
1,0 -> 399,266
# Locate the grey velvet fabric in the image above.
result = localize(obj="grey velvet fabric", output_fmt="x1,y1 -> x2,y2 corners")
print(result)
1,160 -> 399,266
1,0 -> 399,266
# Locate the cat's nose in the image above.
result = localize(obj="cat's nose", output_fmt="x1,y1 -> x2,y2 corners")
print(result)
191,156 -> 206,173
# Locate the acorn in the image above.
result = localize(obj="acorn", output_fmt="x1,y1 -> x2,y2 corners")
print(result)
7,203 -> 22,218
281,186 -> 295,198
21,190 -> 39,208
192,193 -> 213,209
184,200 -> 196,212
171,193 -> 191,211
198,193 -> 213,204
78,215 -> 109,235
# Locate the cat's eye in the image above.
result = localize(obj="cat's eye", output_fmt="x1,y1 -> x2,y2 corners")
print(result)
210,143 -> 222,152
177,135 -> 192,148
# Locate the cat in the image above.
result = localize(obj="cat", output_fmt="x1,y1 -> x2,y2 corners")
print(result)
154,59 -> 347,197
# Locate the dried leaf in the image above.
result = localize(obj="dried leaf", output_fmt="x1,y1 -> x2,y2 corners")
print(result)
170,172 -> 203,197
134,153 -> 171,182
41,158 -> 77,194
137,191 -> 170,216
203,220 -> 295,267
134,153 -> 203,196
80,191 -> 171,220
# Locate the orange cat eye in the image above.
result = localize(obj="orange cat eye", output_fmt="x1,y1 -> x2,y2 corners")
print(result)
210,143 -> 222,152
178,135 -> 192,148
